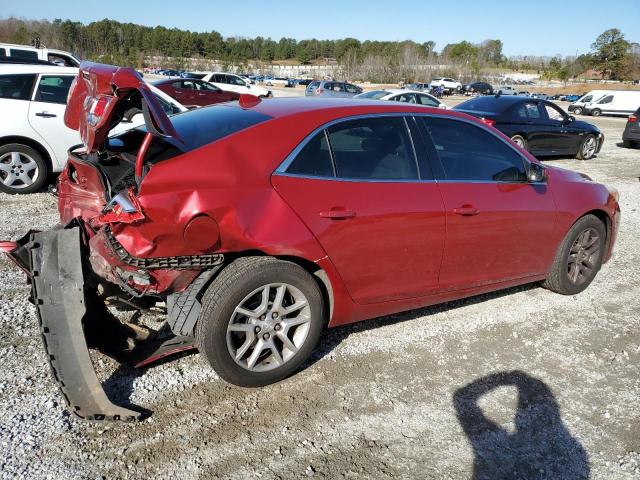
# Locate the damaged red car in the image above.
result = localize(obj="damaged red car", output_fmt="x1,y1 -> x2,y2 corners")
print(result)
1,62 -> 620,421
152,78 -> 240,108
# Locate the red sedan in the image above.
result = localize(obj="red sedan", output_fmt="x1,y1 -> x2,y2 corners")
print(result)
1,63 -> 621,421
153,78 -> 240,107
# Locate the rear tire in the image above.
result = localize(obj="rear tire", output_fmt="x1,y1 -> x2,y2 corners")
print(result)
543,215 -> 606,295
591,108 -> 602,117
196,257 -> 324,387
0,143 -> 48,194
623,140 -> 635,148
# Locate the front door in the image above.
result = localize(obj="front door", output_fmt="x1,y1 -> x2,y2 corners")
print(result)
28,73 -> 79,168
273,116 -> 446,305
417,116 -> 557,290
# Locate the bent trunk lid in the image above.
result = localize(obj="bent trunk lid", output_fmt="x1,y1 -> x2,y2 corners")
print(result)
64,61 -> 180,153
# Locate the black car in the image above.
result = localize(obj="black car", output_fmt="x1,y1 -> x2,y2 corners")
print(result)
622,107 -> 640,148
296,79 -> 314,86
462,81 -> 494,95
454,96 -> 603,160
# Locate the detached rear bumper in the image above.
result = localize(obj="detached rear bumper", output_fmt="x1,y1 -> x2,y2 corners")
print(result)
7,227 -> 143,421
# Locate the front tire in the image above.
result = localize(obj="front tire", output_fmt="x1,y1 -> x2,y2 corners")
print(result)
576,134 -> 597,160
0,143 -> 48,194
196,257 -> 324,387
543,215 -> 606,295
573,107 -> 583,115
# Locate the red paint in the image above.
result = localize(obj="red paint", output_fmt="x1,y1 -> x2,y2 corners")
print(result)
51,63 -> 621,330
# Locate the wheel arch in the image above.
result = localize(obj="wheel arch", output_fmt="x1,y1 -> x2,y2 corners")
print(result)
0,135 -> 54,173
580,208 -> 612,253
207,250 -> 335,326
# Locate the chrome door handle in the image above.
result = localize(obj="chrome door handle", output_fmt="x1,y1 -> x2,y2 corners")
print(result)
35,112 -> 56,118
319,208 -> 356,219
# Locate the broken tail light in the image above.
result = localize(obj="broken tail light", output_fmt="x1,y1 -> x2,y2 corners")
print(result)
87,95 -> 114,127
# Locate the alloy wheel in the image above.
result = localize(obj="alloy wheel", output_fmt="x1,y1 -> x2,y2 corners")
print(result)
0,151 -> 39,189
567,227 -> 601,286
582,137 -> 597,158
226,283 -> 311,372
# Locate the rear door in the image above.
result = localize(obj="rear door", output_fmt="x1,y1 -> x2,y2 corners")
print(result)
510,101 -> 550,153
27,73 -> 80,169
540,102 -> 583,153
417,116 -> 556,290
273,115 -> 446,305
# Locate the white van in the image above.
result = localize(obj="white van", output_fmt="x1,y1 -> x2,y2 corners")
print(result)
567,90 -> 609,115
0,43 -> 80,67
584,90 -> 640,117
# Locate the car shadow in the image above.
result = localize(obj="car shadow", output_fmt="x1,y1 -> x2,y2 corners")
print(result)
306,282 -> 539,368
102,364 -> 152,418
453,371 -> 590,479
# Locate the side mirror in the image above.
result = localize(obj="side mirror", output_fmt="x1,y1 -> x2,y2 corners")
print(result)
527,162 -> 547,183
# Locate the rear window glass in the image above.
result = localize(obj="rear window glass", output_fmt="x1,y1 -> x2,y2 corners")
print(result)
356,90 -> 388,99
0,73 -> 36,100
34,75 -> 75,104
455,96 -> 508,114
10,49 -> 38,60
161,105 -> 272,151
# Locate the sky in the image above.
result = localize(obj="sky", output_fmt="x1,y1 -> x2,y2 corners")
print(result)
1,0 -> 638,57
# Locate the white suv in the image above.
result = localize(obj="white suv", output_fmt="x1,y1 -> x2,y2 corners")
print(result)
429,77 -> 462,93
0,64 -> 186,194
201,72 -> 272,97
0,43 -> 80,67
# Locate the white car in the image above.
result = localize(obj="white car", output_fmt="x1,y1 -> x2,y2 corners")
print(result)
200,72 -> 272,97
264,77 -> 289,87
0,43 -> 80,67
0,64 -> 186,194
429,77 -> 462,93
495,85 -> 518,96
354,89 -> 447,109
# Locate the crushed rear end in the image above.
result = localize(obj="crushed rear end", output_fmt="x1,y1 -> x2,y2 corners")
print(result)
1,62 -> 223,420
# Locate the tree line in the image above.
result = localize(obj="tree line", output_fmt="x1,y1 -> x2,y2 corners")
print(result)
0,18 -> 637,82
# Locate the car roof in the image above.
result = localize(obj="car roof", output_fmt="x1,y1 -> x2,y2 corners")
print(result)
236,97 -> 460,122
0,64 -> 78,74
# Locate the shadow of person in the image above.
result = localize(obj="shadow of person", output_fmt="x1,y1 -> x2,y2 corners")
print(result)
453,371 -> 590,480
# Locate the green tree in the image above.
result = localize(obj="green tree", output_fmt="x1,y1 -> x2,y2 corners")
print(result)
591,28 -> 631,80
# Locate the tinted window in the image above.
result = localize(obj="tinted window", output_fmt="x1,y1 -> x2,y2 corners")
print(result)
0,74 -> 36,100
307,81 -> 320,90
581,95 -> 593,103
344,83 -> 359,94
420,117 -> 527,182
47,53 -> 78,67
0,48 -> 6,57
227,75 -> 246,86
10,49 -> 38,60
287,131 -> 334,177
455,96 -> 509,115
167,105 -> 272,150
170,81 -> 184,89
34,75 -> 74,104
515,102 -> 541,119
598,95 -> 613,104
327,117 -> 418,180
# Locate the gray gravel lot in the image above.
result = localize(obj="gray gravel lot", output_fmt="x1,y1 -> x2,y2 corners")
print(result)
0,101 -> 639,479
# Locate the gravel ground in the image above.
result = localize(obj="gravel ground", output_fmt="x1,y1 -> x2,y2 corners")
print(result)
0,102 -> 639,479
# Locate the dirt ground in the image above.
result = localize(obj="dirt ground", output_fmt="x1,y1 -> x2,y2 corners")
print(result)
0,98 -> 639,479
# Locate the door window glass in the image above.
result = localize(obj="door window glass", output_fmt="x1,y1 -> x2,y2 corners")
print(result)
515,102 -> 541,119
0,48 -> 6,57
287,132 -> 334,177
227,75 -> 247,86
544,104 -> 565,121
393,93 -> 417,103
47,53 -> 78,67
327,117 -> 418,180
344,83 -> 359,94
418,94 -> 439,106
420,117 -> 527,182
0,74 -> 36,100
598,95 -> 613,104
34,75 -> 74,104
